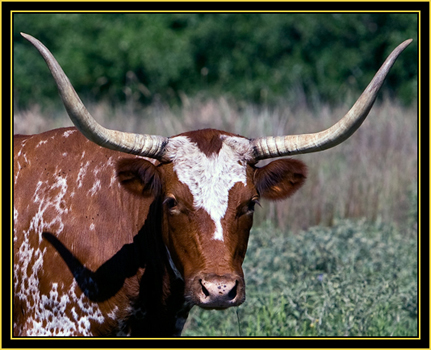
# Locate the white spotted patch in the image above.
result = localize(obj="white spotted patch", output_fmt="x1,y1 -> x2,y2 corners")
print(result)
62,129 -> 76,138
14,169 -> 81,335
36,139 -> 48,148
23,281 -> 105,336
15,144 -> 30,184
108,305 -> 119,320
88,179 -> 101,196
166,135 -> 253,241
14,207 -> 18,228
77,161 -> 90,188
30,171 -> 69,242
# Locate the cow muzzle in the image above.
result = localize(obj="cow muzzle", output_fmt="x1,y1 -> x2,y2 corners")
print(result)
189,273 -> 245,309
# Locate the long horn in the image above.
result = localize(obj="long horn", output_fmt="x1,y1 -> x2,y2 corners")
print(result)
21,33 -> 169,162
251,39 -> 412,160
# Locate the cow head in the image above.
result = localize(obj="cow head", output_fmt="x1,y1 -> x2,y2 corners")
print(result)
117,129 -> 306,308
21,33 -> 411,309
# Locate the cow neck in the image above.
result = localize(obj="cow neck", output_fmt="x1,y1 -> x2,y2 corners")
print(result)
126,196 -> 190,337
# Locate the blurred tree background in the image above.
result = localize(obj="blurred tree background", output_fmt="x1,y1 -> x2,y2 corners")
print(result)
13,13 -> 417,110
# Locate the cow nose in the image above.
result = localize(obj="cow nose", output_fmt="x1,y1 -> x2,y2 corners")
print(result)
200,278 -> 237,300
196,274 -> 244,309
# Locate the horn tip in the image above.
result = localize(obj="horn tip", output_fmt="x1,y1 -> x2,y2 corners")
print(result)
20,32 -> 34,42
401,38 -> 413,48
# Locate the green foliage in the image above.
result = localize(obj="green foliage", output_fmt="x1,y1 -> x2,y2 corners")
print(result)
183,219 -> 417,336
14,13 -> 417,109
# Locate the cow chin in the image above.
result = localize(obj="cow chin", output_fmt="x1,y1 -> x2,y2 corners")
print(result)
185,273 -> 246,310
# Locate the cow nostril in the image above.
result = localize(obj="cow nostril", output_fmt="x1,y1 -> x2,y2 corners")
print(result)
200,279 -> 210,297
227,281 -> 238,300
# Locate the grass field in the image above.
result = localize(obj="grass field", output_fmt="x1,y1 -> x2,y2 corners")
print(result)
14,96 -> 418,337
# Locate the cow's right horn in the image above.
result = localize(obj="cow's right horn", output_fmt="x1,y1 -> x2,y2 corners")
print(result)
21,33 -> 170,162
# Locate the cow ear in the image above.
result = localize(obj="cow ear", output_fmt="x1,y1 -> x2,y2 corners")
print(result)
117,158 -> 162,197
254,159 -> 307,200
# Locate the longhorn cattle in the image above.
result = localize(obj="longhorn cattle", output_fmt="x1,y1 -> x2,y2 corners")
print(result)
13,33 -> 411,336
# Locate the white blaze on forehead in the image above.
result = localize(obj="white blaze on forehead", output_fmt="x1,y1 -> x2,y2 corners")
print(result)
167,135 -> 253,241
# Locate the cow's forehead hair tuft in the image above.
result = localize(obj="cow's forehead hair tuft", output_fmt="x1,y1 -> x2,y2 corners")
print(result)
167,132 -> 254,162
165,134 -> 254,241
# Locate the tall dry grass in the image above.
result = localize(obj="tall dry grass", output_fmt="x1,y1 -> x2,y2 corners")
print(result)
14,97 -> 417,232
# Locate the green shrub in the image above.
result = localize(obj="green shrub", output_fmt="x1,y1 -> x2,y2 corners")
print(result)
14,13 -> 417,109
183,219 -> 417,336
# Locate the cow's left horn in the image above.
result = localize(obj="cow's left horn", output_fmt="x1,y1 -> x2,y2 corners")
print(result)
251,39 -> 412,160
21,33 -> 169,162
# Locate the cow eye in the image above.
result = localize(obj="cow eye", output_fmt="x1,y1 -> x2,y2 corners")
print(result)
163,196 -> 178,212
249,197 -> 261,212
237,197 -> 260,217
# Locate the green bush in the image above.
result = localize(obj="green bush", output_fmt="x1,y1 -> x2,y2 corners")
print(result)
14,13 -> 417,109
183,219 -> 417,336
